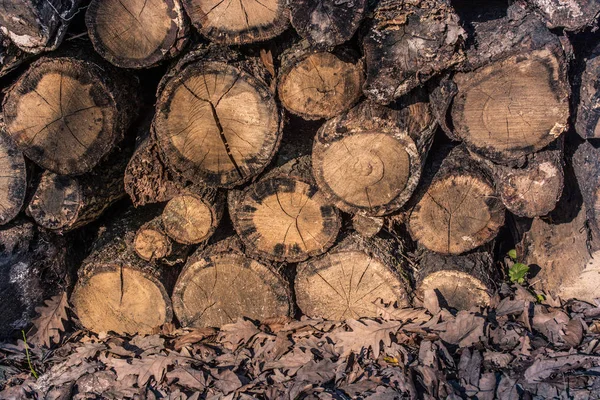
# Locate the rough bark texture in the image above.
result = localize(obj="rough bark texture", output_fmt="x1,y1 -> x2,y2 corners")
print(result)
182,0 -> 289,45
0,33 -> 31,78
172,236 -> 292,328
351,214 -> 384,238
312,96 -> 437,217
527,0 -> 600,31
153,46 -> 283,188
288,0 -> 367,49
277,41 -> 364,120
575,43 -> 600,139
0,124 -> 28,226
573,141 -> 600,239
71,208 -> 174,335
2,53 -> 139,175
295,232 -> 411,320
27,145 -> 131,232
0,219 -> 67,339
408,145 -> 506,255
415,247 -> 496,311
362,0 -> 465,104
229,156 -> 341,263
0,0 -> 81,53
161,186 -> 225,245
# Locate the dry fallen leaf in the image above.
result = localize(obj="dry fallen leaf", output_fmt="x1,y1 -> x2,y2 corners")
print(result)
332,319 -> 403,357
173,327 -> 217,350
28,292 -> 69,348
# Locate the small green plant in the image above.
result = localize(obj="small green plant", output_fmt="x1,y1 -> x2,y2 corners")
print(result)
536,293 -> 546,303
21,330 -> 38,379
507,249 -> 517,261
509,263 -> 530,284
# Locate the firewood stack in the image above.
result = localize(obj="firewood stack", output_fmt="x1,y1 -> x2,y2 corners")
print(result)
0,0 -> 599,336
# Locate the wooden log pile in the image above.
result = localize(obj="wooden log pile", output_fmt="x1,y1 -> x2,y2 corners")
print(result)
0,0 -> 599,337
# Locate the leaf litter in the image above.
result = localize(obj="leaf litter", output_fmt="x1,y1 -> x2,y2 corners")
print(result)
1,285 -> 600,399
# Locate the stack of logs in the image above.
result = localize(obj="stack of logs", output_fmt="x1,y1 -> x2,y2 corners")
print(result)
0,0 -> 599,336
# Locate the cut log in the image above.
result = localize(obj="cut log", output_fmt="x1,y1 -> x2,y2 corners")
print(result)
86,0 -> 189,68
472,145 -> 564,218
527,0 -> 600,31
520,176 -> 600,304
161,187 -> 224,245
451,46 -> 569,164
172,236 -> 292,328
71,208 -> 174,335
153,47 -> 282,188
134,216 -> 190,265
312,97 -> 437,217
573,141 -> 600,238
26,146 -> 130,232
351,215 -> 384,238
362,0 -> 465,104
295,232 -> 411,320
288,0 -> 367,49
0,126 -> 28,226
0,0 -> 81,53
0,219 -> 68,339
229,156 -> 340,262
182,0 -> 289,45
575,43 -> 600,139
2,55 -> 139,175
124,133 -> 185,207
277,42 -> 364,120
415,248 -> 495,311
408,145 -> 505,255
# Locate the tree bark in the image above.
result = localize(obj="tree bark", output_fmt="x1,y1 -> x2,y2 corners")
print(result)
153,46 -> 283,188
408,145 -> 505,255
71,208 -> 174,335
27,145 -> 131,232
295,232 -> 411,320
229,156 -> 341,263
182,0 -> 289,45
573,141 -> 600,239
415,247 -> 496,311
362,0 -> 465,104
86,0 -> 189,69
0,124 -> 28,226
527,0 -> 600,31
277,41 -> 364,121
2,53 -> 139,175
0,0 -> 81,53
312,96 -> 437,217
351,215 -> 384,238
0,33 -> 31,78
575,43 -> 600,139
161,186 -> 225,245
172,236 -> 292,328
288,0 -> 367,49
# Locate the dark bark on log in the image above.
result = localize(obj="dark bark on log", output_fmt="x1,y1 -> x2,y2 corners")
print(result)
229,156 -> 341,262
0,220 -> 67,339
26,144 -> 131,232
295,231 -> 411,320
573,141 -> 600,239
124,131 -> 186,207
2,53 -> 140,175
0,123 -> 28,226
161,186 -> 225,245
472,143 -> 565,218
277,41 -> 364,120
0,33 -> 31,78
288,0 -> 367,49
0,0 -> 81,53
527,0 -> 600,31
575,43 -> 600,139
153,45 -> 283,188
86,0 -> 189,69
415,247 -> 496,311
362,0 -> 465,104
182,0 -> 289,45
172,236 -> 292,328
312,96 -> 437,216
408,145 -> 505,255
351,214 -> 384,238
71,207 -> 174,335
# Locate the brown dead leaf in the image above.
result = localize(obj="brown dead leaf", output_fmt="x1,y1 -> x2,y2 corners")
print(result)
167,367 -> 209,391
260,49 -> 275,77
261,316 -> 293,333
28,292 -> 69,348
173,327 -> 217,350
438,311 -> 486,348
107,353 -> 181,386
218,319 -> 260,351
332,319 -> 403,357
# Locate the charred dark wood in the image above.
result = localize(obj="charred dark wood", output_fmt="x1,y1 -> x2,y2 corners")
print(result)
576,43 -> 600,139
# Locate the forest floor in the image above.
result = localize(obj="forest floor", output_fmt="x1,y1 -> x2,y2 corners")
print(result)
1,284 -> 599,399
